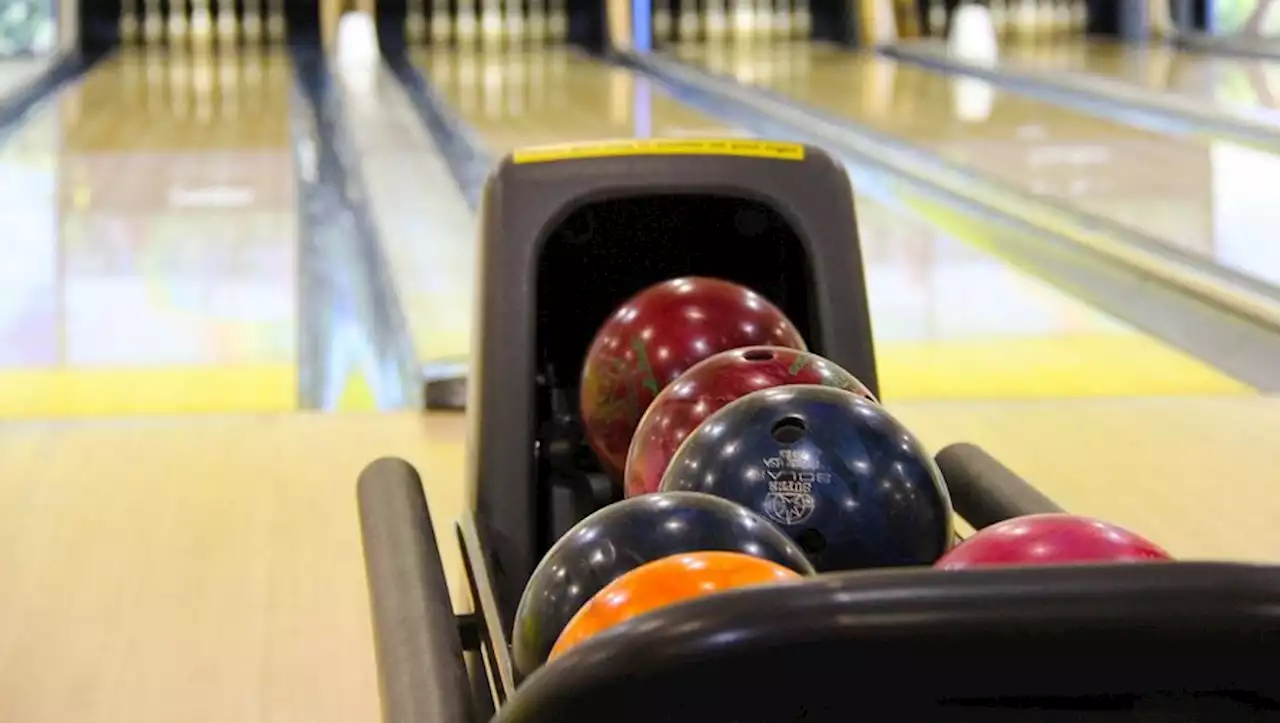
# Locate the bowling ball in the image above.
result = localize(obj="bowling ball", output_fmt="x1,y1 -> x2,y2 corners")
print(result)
936,513 -> 1173,569
580,277 -> 806,480
660,385 -> 953,572
625,346 -> 876,498
549,551 -> 802,662
511,491 -> 814,677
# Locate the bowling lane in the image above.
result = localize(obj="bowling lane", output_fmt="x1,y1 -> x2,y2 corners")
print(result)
995,38 -> 1280,122
414,47 -> 1247,399
0,49 -> 300,420
671,42 -> 1280,291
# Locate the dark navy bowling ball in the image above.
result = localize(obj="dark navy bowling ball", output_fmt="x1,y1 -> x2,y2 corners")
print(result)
512,491 -> 814,677
660,385 -> 953,572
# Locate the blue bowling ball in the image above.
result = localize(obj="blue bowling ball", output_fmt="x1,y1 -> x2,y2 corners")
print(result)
512,491 -> 814,677
660,385 -> 953,572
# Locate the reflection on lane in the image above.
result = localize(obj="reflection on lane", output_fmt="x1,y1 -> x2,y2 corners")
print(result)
855,186 -> 1248,398
413,46 -> 741,154
671,42 -> 1280,291
997,39 -> 1280,121
0,51 -> 299,420
414,47 -> 1250,399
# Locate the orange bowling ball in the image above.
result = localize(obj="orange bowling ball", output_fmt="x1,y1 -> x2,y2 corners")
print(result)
549,550 -> 803,661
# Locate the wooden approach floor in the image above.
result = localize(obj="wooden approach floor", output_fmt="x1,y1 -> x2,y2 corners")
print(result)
1,398 -> 1278,723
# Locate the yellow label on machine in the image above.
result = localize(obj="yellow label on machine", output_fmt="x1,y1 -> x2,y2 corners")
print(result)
512,139 -> 806,164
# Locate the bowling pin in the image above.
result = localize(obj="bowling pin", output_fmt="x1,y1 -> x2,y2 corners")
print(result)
456,0 -> 479,46
1011,0 -> 1036,36
526,0 -> 547,43
1034,0 -> 1054,35
547,0 -> 567,41
792,0 -> 809,38
545,0 -> 565,41
704,0 -> 727,41
505,0 -> 524,45
731,0 -> 754,38
1070,0 -> 1086,32
773,0 -> 792,39
949,1 -> 998,66
169,0 -> 189,46
430,0 -> 451,44
405,0 -> 427,43
754,0 -> 773,39
190,0 -> 213,47
927,0 -> 946,36
989,0 -> 1008,36
143,0 -> 163,43
653,0 -> 674,44
678,0 -> 700,41
215,0 -> 237,45
120,0 -> 140,43
479,0 -> 503,46
266,0 -> 286,42
243,0 -> 264,43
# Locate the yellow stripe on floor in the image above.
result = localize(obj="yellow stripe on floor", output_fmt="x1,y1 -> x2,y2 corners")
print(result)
0,366 -> 298,418
879,334 -> 1253,399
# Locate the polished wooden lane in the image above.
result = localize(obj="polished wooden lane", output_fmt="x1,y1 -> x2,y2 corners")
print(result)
3,400 -> 1277,722
335,45 -> 476,367
0,49 -> 301,420
414,46 -> 1248,400
672,42 -> 1280,291
0,414 -> 460,723
996,38 -> 1280,119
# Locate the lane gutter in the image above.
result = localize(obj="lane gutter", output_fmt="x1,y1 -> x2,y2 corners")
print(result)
289,47 -> 422,410
381,50 -> 495,407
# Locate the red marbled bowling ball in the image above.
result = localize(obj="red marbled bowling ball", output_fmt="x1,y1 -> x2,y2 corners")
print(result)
936,513 -> 1174,569
624,346 -> 876,498
580,278 -> 806,480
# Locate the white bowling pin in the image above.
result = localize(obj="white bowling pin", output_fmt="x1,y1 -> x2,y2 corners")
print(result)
190,0 -> 213,47
504,0 -> 524,45
547,0 -> 567,42
479,0 -> 503,46
792,0 -> 809,38
243,0 -> 263,42
928,0 -> 947,37
1070,0 -> 1087,32
526,0 -> 546,43
143,0 -> 163,43
406,0 -> 427,43
773,0 -> 791,39
652,0 -> 674,43
1011,0 -> 1037,35
678,0 -> 701,41
949,1 -> 998,67
266,0 -> 285,41
169,0 -> 189,46
215,0 -> 237,45
1034,0 -> 1054,34
120,0 -> 140,43
455,0 -> 479,45
430,0 -> 452,44
705,0 -> 727,41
